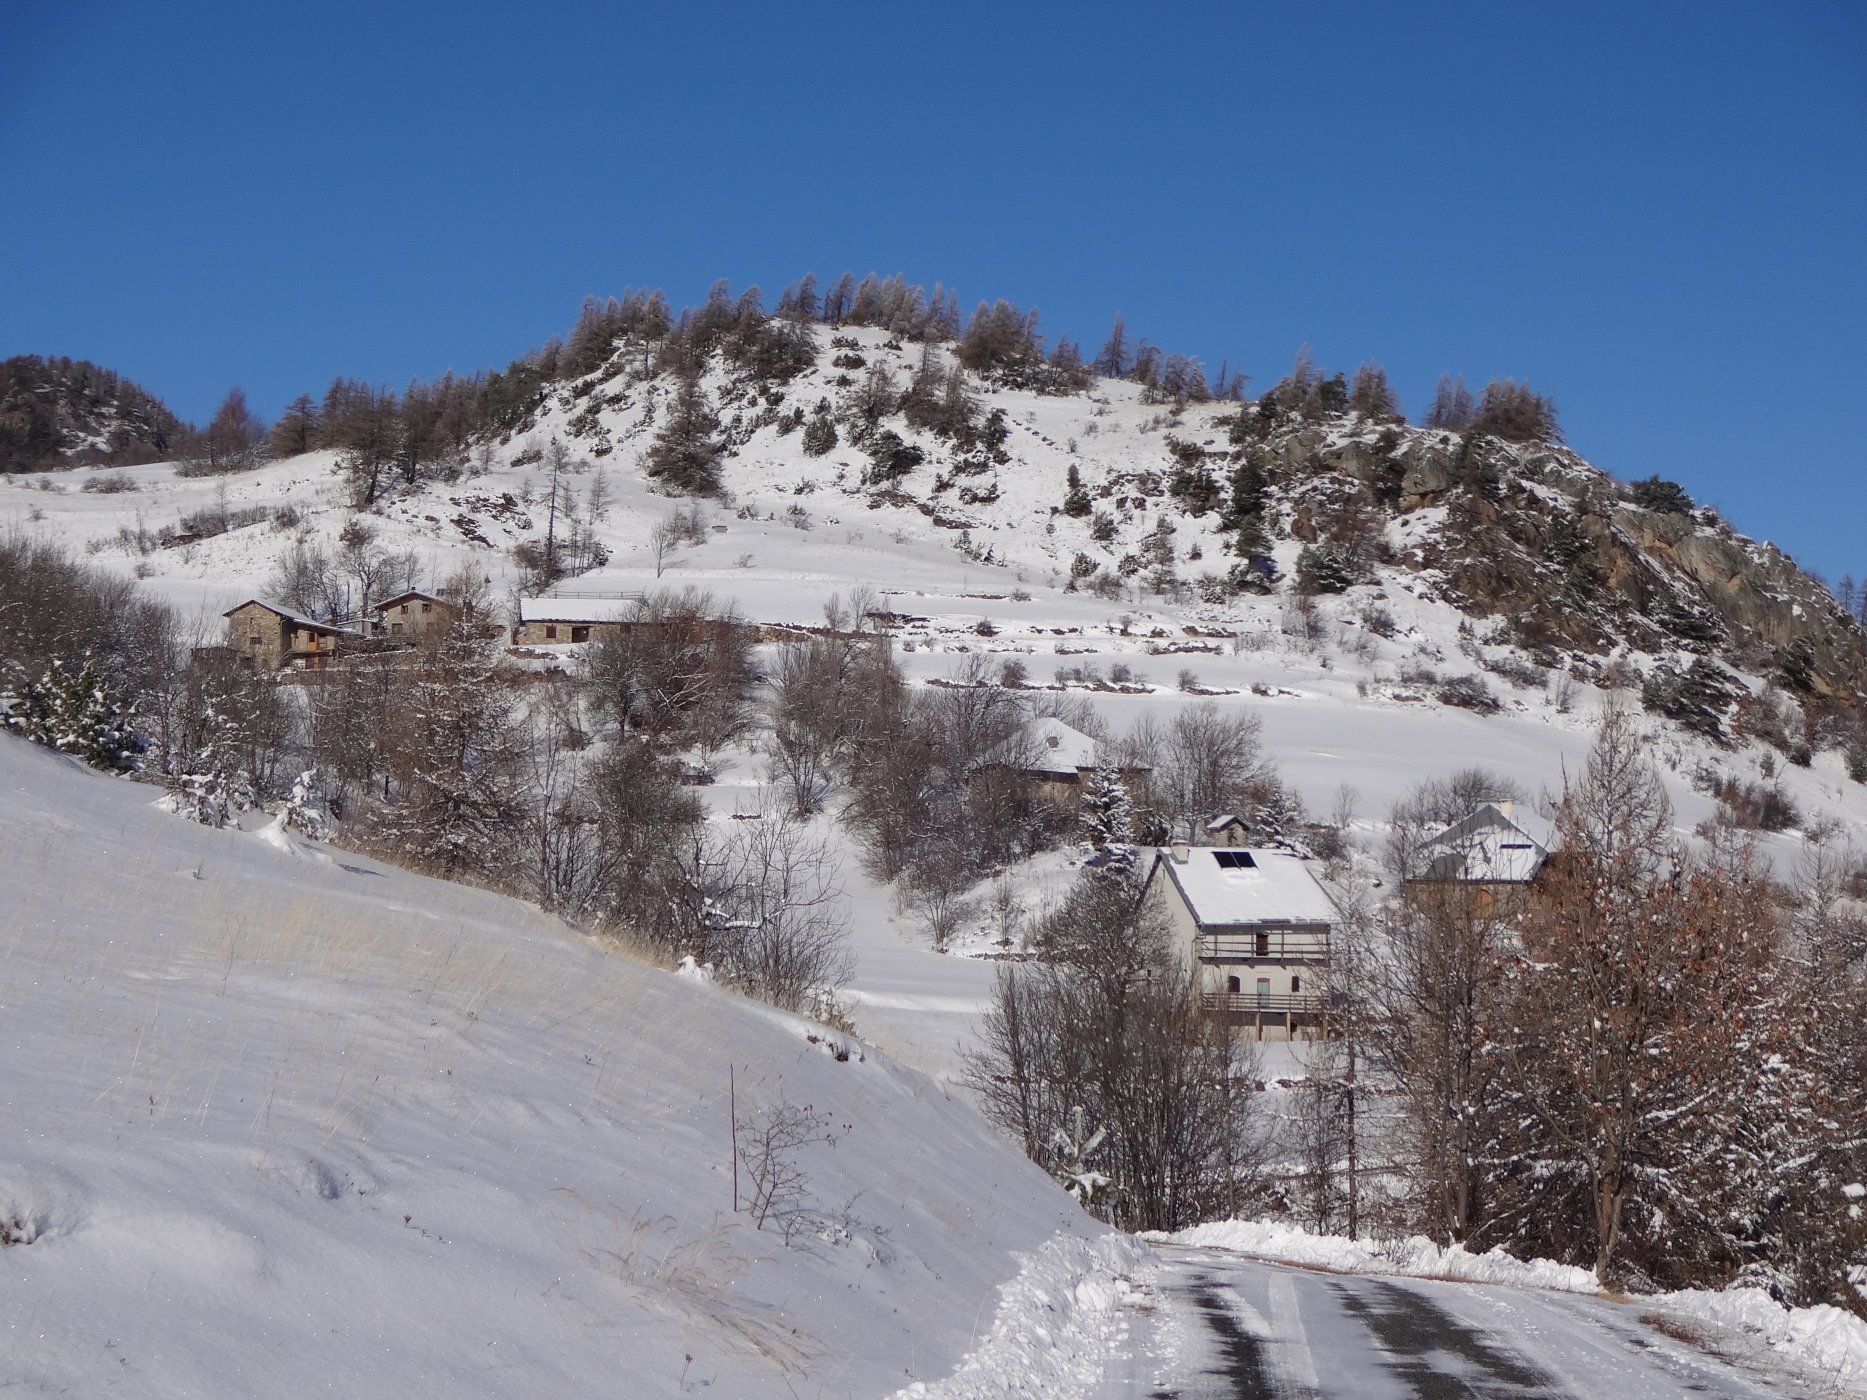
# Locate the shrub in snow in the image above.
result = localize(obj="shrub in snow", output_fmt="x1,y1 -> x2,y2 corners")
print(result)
1294,543 -> 1354,596
1436,673 -> 1501,713
167,762 -> 260,829
862,430 -> 923,486
801,407 -> 837,457
1049,1107 -> 1112,1209
736,1099 -> 841,1244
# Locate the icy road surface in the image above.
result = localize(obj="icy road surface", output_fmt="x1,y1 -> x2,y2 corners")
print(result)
1117,1247 -> 1800,1400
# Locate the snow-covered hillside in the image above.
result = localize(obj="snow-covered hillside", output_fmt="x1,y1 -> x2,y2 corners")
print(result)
0,733 -> 1139,1397
7,318 -> 1867,1396
8,321 -> 1865,879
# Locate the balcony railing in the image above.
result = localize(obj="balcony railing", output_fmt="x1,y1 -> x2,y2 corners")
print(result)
1195,930 -> 1330,962
1201,991 -> 1329,1016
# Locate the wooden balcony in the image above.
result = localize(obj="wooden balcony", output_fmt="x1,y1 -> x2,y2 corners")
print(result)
1195,928 -> 1331,963
1200,991 -> 1329,1016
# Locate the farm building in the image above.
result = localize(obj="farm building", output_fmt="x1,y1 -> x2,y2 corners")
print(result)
222,599 -> 357,672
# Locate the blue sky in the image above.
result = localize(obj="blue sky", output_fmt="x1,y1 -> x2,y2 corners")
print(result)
4,1 -> 1863,581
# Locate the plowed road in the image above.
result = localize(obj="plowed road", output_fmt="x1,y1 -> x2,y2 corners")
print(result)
1114,1247 -> 1810,1399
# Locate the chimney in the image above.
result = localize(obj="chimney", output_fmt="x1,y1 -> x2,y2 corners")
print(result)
1498,799 -> 1514,819
1170,842 -> 1190,864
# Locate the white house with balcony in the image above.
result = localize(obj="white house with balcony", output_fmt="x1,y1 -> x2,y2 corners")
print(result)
1141,844 -> 1340,1041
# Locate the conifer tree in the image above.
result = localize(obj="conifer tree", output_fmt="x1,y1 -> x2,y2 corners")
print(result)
645,374 -> 725,495
1225,458 -> 1271,558
2,658 -> 141,770
1062,463 -> 1092,517
1093,315 -> 1131,378
270,394 -> 320,456
801,404 -> 838,457
1348,363 -> 1401,421
1080,762 -> 1136,875
1424,374 -> 1476,430
375,624 -> 524,879
169,696 -> 261,827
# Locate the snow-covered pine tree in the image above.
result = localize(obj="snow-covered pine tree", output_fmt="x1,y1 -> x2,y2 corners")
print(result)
801,404 -> 838,457
372,623 -> 524,879
1248,778 -> 1305,846
283,768 -> 330,840
167,691 -> 260,827
1079,761 -> 1135,874
1,658 -> 141,770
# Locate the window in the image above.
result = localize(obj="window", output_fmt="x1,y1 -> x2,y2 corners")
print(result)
545,625 -> 558,640
1291,975 -> 1301,993
1500,842 -> 1532,850
1255,931 -> 1270,958
1213,850 -> 1257,870
399,604 -> 409,614
571,626 -> 590,643
390,622 -> 403,635
1255,978 -> 1271,1002
420,602 -> 432,614
1226,975 -> 1241,994
248,634 -> 260,647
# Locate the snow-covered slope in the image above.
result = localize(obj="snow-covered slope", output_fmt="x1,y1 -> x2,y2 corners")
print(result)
6,322 -> 1867,1079
0,733 -> 1118,1398
9,326 -> 1863,851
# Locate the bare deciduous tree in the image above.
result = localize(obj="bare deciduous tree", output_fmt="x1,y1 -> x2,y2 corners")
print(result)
699,813 -> 854,1014
966,865 -> 1264,1232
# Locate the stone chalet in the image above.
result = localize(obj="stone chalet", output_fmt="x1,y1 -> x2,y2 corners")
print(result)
1406,801 -> 1555,917
370,590 -> 460,640
1142,844 -> 1340,1041
1004,717 -> 1150,795
223,599 -> 357,671
513,594 -> 646,646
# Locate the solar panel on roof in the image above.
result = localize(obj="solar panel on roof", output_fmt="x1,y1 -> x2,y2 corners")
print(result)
1212,850 -> 1257,869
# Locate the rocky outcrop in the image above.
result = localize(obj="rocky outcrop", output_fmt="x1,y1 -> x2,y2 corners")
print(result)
1614,506 -> 1867,697
1253,418 -> 1867,697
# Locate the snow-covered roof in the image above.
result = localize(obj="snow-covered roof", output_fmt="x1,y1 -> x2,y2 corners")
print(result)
1206,814 -> 1246,833
374,590 -> 452,612
222,598 -> 353,634
1023,716 -> 1100,775
1153,847 -> 1339,927
1417,802 -> 1554,884
518,594 -> 646,624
